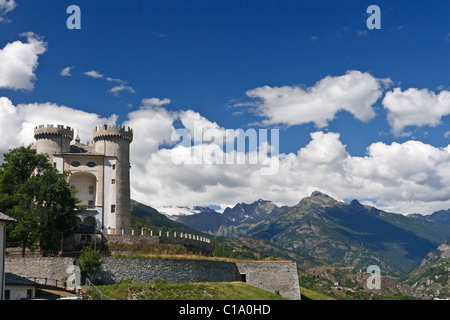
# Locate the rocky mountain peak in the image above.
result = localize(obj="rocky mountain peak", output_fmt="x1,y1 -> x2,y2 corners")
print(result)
298,190 -> 339,207
349,199 -> 365,209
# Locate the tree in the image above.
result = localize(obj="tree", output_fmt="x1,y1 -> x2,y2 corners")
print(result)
0,146 -> 51,194
0,146 -> 80,255
76,245 -> 102,281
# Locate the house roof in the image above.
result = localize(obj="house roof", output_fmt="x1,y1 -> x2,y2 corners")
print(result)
4,273 -> 37,286
0,212 -> 17,224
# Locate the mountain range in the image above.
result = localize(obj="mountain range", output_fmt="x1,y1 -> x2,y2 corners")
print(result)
156,191 -> 450,275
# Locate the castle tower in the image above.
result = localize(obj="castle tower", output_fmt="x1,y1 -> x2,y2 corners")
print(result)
33,124 -> 74,162
93,124 -> 133,235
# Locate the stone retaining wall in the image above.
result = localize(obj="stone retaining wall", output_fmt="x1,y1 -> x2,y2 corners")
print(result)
5,257 -> 75,281
93,258 -> 241,284
5,257 -> 301,300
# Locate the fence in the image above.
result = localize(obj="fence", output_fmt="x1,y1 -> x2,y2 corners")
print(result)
85,278 -> 113,300
26,276 -> 74,292
112,228 -> 211,244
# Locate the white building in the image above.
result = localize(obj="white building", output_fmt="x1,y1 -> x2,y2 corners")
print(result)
32,124 -> 133,238
4,273 -> 36,300
0,212 -> 17,300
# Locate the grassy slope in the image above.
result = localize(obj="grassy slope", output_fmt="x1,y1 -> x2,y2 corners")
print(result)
94,280 -> 287,300
300,287 -> 335,300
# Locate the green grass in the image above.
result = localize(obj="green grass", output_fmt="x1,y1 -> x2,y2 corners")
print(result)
299,287 -> 335,300
91,280 -> 288,300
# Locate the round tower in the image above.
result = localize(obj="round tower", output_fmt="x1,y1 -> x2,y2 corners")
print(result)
34,124 -> 74,162
93,124 -> 133,235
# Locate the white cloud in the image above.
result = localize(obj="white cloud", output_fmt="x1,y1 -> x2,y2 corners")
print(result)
0,0 -> 16,21
141,98 -> 171,108
129,128 -> 450,214
382,87 -> 450,136
0,32 -> 47,90
84,70 -> 104,79
2,96 -> 450,215
84,70 -> 135,95
0,97 -> 117,153
109,84 -> 135,96
245,70 -> 386,128
125,107 -> 450,214
60,66 -> 74,77
123,101 -> 177,167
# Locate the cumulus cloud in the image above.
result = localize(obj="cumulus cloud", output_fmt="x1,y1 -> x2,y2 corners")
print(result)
121,103 -> 450,214
0,97 -> 117,152
123,100 -> 177,166
129,125 -> 450,214
245,70 -> 387,128
382,87 -> 450,136
0,32 -> 47,90
2,96 -> 450,215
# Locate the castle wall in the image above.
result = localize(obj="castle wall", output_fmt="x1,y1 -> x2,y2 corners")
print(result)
103,234 -> 212,255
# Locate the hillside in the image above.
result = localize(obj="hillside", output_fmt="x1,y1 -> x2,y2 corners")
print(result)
402,241 -> 450,299
129,197 -> 450,299
132,194 -> 450,275
131,199 -> 210,236
249,191 -> 450,275
131,200 -> 303,262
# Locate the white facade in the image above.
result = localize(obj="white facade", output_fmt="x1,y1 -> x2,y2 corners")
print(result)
103,157 -> 117,234
4,283 -> 35,300
33,124 -> 133,236
0,220 -> 5,300
1,213 -> 17,300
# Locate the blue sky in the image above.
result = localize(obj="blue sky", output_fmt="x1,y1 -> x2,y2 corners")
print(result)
1,1 -> 450,214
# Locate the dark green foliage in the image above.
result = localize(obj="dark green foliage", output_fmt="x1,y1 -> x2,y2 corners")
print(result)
76,245 -> 102,279
0,146 -> 79,254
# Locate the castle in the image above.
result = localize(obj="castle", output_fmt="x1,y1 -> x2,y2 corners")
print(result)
31,124 -> 133,237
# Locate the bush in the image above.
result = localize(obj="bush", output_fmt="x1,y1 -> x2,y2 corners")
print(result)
76,245 -> 102,280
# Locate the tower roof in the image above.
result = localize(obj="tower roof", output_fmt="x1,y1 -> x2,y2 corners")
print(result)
34,124 -> 74,140
93,124 -> 133,142
0,212 -> 17,224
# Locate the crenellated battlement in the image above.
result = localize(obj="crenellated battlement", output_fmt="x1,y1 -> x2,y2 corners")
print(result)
34,124 -> 74,140
93,124 -> 133,142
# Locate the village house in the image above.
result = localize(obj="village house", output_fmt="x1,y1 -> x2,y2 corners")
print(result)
0,212 -> 17,300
